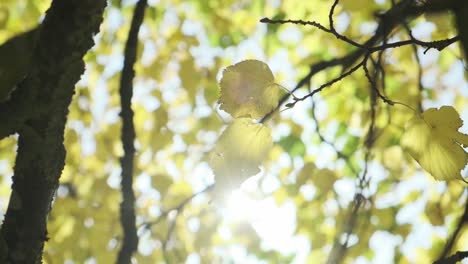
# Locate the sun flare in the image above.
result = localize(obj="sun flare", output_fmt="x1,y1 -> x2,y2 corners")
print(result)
220,180 -> 299,253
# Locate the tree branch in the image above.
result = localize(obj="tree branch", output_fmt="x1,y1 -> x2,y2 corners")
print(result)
0,0 -> 106,263
259,0 -> 459,122
139,184 -> 213,263
310,101 -> 359,177
402,23 -> 424,112
434,250 -> 468,264
437,196 -> 468,260
325,53 -> 380,264
116,0 -> 147,263
453,1 -> 468,61
141,184 -> 214,231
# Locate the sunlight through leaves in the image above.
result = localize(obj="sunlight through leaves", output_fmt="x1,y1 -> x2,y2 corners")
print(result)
219,60 -> 282,119
401,105 -> 468,182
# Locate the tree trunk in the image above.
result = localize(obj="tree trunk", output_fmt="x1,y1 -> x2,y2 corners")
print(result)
0,0 -> 106,263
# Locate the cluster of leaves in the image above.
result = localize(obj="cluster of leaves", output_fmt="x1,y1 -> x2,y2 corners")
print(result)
208,60 -> 281,197
0,0 -> 467,263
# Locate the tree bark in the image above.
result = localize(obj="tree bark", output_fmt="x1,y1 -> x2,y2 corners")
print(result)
0,0 -> 106,263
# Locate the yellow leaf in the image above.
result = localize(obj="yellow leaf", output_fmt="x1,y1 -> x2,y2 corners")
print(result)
179,57 -> 201,99
208,118 -> 272,191
425,201 -> 444,226
296,162 -> 317,187
382,146 -> 404,172
313,169 -> 337,193
219,60 -> 281,119
375,207 -> 397,229
424,12 -> 454,39
401,106 -> 468,182
165,180 -> 193,208
340,0 -> 368,12
54,216 -> 75,242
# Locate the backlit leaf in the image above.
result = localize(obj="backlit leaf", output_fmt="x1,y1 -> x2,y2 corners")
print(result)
208,118 -> 272,191
219,60 -> 281,119
401,106 -> 468,182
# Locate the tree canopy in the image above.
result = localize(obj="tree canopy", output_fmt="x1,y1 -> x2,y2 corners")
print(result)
0,0 -> 468,263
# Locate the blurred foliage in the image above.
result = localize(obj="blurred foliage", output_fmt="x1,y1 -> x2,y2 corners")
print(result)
0,0 -> 467,263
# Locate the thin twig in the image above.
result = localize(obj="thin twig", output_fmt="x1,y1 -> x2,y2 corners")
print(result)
325,192 -> 367,264
259,0 -> 459,122
292,59 -> 365,106
139,184 -> 213,262
325,57 -> 379,264
433,250 -> 468,264
403,24 -> 424,112
438,196 -> 468,259
260,16 -> 366,49
324,121 -> 374,264
263,1 -> 461,263
161,210 -> 178,264
362,55 -> 395,106
329,0 -> 339,32
369,36 -> 459,53
310,101 -> 359,176
140,184 -> 214,231
328,0 -> 366,48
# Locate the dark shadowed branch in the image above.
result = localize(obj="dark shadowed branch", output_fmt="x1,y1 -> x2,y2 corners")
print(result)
453,1 -> 468,61
402,23 -> 424,112
363,55 -> 394,106
260,1 -> 463,262
259,0 -> 459,123
434,250 -> 468,264
117,0 -> 147,263
436,196 -> 468,261
0,0 -> 106,263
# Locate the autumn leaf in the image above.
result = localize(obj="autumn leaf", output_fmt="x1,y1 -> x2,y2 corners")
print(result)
218,60 -> 282,119
208,118 -> 272,191
401,105 -> 468,182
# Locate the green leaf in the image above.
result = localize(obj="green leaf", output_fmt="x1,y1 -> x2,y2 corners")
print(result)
278,135 -> 306,157
342,135 -> 360,156
219,60 -> 282,119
